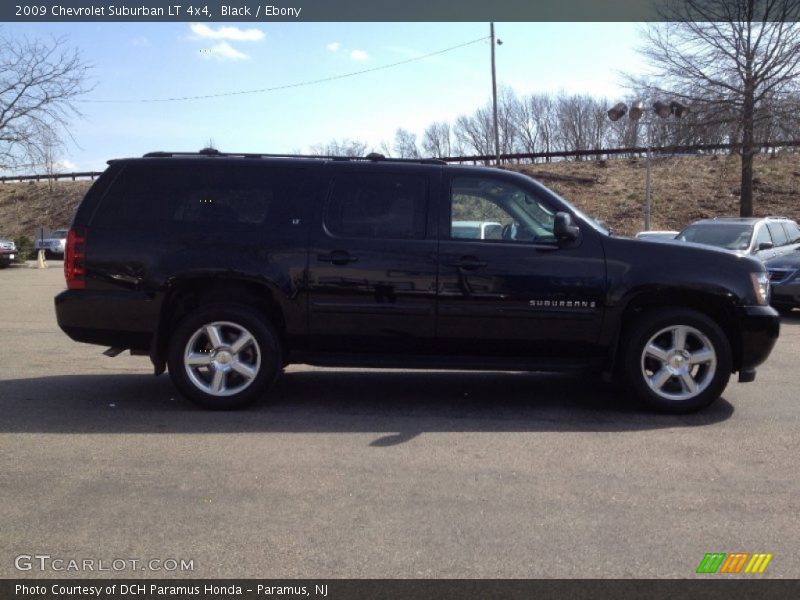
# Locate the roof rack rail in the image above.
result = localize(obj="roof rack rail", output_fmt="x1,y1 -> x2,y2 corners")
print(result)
141,150 -> 446,165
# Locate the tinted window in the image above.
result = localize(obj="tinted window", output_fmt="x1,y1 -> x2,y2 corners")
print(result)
324,173 -> 427,239
452,224 -> 481,239
91,163 -> 300,231
768,223 -> 789,246
678,224 -> 753,250
450,176 -> 556,243
783,221 -> 800,243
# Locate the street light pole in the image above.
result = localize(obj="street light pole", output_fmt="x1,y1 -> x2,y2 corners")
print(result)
607,100 -> 687,231
490,22 -> 500,165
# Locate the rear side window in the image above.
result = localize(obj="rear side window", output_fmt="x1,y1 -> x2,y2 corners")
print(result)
767,223 -> 788,246
784,221 -> 800,243
91,163 -> 302,231
324,172 -> 427,239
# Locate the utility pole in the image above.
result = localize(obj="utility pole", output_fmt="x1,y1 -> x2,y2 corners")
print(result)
490,22 -> 500,165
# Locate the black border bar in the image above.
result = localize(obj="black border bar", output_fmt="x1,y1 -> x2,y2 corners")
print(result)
2,0 -> 704,22
4,579 -> 800,600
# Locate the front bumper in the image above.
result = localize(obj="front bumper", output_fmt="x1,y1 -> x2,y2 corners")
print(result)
737,305 -> 780,374
0,251 -> 14,264
770,281 -> 800,308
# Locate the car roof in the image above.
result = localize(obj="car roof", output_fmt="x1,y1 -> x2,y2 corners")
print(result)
688,217 -> 790,226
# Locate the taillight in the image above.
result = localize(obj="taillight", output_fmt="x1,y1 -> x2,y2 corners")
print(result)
65,227 -> 87,289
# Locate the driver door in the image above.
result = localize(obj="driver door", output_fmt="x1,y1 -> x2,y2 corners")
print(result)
435,173 -> 607,361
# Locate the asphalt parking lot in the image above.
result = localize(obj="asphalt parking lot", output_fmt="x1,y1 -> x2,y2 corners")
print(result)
1,262 -> 798,579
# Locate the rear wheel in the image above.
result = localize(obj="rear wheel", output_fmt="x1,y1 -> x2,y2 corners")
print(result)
621,308 -> 732,413
167,304 -> 281,409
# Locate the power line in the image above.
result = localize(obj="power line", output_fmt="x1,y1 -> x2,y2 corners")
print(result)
80,36 -> 490,104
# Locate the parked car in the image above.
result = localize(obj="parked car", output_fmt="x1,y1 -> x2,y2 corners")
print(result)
675,217 -> 800,261
34,229 -> 69,257
635,230 -> 679,242
765,249 -> 800,314
55,150 -> 780,413
0,236 -> 16,268
452,220 -> 503,240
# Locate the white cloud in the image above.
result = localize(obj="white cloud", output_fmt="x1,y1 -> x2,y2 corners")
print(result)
350,50 -> 368,61
56,159 -> 77,171
189,24 -> 264,42
200,41 -> 250,61
326,42 -> 341,52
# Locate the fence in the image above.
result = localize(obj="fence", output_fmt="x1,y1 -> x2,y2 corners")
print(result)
440,139 -> 800,164
0,171 -> 103,183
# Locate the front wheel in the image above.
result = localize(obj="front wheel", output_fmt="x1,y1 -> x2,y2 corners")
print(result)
621,308 -> 732,413
167,304 -> 282,410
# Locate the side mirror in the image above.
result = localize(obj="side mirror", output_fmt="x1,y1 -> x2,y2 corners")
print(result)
758,242 -> 774,251
554,212 -> 580,244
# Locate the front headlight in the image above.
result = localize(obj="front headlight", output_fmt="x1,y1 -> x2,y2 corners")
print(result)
751,272 -> 770,305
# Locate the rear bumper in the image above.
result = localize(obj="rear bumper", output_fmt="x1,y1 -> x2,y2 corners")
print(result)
55,289 -> 159,351
737,305 -> 780,374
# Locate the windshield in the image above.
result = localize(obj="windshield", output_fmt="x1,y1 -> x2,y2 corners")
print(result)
534,185 -> 609,235
677,223 -> 753,250
52,230 -> 68,239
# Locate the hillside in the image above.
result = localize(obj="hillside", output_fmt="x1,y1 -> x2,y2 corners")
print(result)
505,151 -> 800,234
0,181 -> 92,239
1,152 -> 799,239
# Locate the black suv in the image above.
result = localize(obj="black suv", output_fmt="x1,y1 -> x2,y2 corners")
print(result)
55,151 -> 780,412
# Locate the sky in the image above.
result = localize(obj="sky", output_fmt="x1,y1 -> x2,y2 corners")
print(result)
4,21 -> 648,172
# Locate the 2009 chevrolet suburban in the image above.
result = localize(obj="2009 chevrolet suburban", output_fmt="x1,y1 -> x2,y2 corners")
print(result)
55,150 -> 780,412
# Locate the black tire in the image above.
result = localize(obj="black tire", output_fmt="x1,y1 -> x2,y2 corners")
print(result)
167,303 -> 282,410
773,304 -> 795,316
621,308 -> 732,413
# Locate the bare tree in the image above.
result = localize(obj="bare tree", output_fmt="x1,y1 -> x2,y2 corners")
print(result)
0,33 -> 90,171
555,93 -> 604,159
422,121 -> 454,158
393,128 -> 420,158
455,105 -> 498,161
531,94 -> 557,160
630,0 -> 800,216
309,138 -> 368,157
496,86 -> 519,157
30,124 -> 64,190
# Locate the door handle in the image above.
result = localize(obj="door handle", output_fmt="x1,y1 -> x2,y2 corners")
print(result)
318,251 -> 358,265
449,257 -> 487,270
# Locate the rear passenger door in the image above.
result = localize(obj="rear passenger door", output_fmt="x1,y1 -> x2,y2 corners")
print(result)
306,165 -> 439,354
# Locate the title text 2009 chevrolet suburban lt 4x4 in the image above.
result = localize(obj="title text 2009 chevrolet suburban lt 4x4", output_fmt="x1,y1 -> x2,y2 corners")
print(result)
55,150 -> 780,412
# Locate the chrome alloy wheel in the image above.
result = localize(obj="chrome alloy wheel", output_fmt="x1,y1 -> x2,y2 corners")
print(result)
183,321 -> 262,397
640,324 -> 717,401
